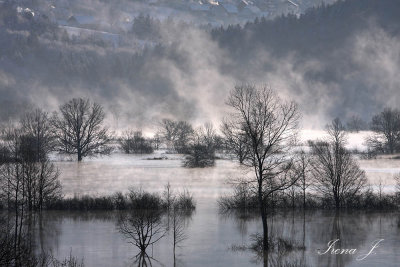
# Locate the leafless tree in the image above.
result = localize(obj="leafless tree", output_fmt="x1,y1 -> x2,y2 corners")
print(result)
346,115 -> 366,133
183,123 -> 217,168
285,149 -> 312,209
285,174 -> 299,209
12,115 -> 61,211
221,119 -> 250,163
159,119 -> 194,153
0,217 -> 37,267
34,160 -> 62,211
151,133 -> 162,150
0,126 -> 31,261
158,119 -> 176,149
118,210 -> 166,255
171,210 -> 187,266
119,130 -> 153,154
52,98 -> 111,161
294,150 -> 311,209
366,108 -> 400,154
197,123 -> 218,150
310,118 -> 367,209
0,126 -> 61,212
0,220 -> 15,266
172,120 -> 193,153
223,85 -> 300,251
20,109 -> 55,162
163,182 -> 174,210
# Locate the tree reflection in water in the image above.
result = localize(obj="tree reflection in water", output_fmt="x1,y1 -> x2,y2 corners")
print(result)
118,210 -> 166,254
117,209 -> 194,267
223,209 -> 384,267
11,208 -> 396,266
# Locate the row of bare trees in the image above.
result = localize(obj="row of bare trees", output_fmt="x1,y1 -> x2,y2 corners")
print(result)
0,98 -> 112,264
223,85 -> 300,251
0,109 -> 62,265
341,108 -> 400,155
366,108 -> 400,154
0,110 -> 62,212
118,119 -> 221,167
222,85 -> 367,252
309,118 -> 367,209
117,185 -> 194,266
119,130 -> 154,154
154,120 -> 221,167
0,98 -> 112,163
321,108 -> 400,155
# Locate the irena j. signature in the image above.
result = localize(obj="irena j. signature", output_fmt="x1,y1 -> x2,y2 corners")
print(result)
317,239 -> 384,261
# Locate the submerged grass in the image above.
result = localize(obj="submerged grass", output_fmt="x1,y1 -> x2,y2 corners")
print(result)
249,234 -> 305,254
219,183 -> 400,211
45,186 -> 196,212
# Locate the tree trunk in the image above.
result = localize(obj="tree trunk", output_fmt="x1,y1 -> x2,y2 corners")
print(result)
258,178 -> 268,251
303,170 -> 306,209
334,194 -> 340,209
77,149 -> 82,162
292,190 -> 295,209
263,249 -> 269,267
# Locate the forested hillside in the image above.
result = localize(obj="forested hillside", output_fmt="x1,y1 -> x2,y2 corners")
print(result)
1,0 -> 399,128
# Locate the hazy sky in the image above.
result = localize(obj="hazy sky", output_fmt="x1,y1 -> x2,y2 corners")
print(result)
1,0 -> 399,134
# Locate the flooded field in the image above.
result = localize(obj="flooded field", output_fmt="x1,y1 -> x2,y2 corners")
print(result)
28,153 -> 400,266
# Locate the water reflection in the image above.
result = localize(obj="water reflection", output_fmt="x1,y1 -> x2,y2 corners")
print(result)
124,251 -> 166,267
118,210 -> 166,257
223,210 -> 399,267
17,209 -> 398,266
117,209 -> 194,267
30,155 -> 400,266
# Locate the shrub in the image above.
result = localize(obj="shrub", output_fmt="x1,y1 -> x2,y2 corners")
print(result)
183,144 -> 215,168
173,189 -> 196,211
219,184 -> 399,211
128,188 -> 165,210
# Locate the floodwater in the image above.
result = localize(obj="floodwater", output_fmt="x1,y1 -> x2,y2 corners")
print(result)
32,153 -> 400,267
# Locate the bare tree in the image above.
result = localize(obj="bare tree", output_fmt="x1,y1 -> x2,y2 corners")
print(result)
0,220 -> 15,266
35,160 -> 62,211
223,85 -> 300,251
52,98 -> 111,161
18,109 -> 61,211
158,119 -> 177,149
119,130 -> 153,154
172,120 -> 193,153
310,118 -> 367,209
163,182 -> 174,210
171,210 -> 187,266
367,108 -> 400,154
151,133 -> 162,150
20,109 -> 55,162
159,119 -> 194,153
198,123 -> 218,151
0,126 -> 61,211
294,150 -> 311,209
346,115 -> 367,133
221,119 -> 250,163
183,123 -> 217,168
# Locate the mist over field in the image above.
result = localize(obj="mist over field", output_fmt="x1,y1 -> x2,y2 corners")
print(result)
1,0 -> 399,132
3,2 -> 400,267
